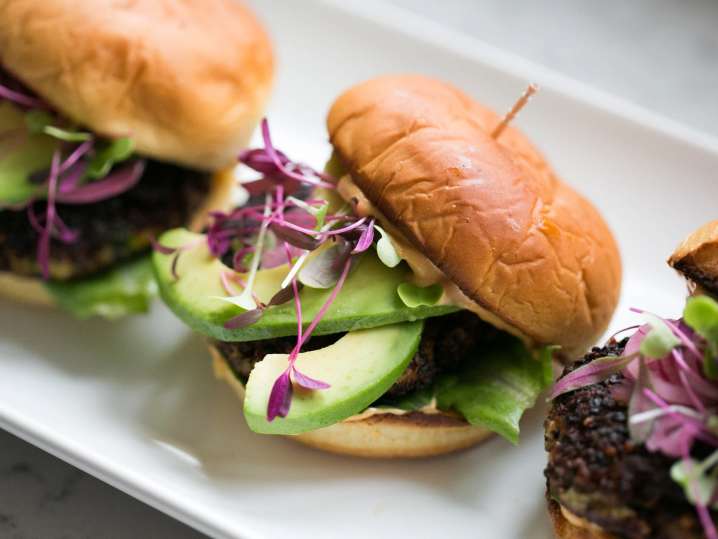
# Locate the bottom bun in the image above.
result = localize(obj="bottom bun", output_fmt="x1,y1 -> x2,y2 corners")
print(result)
548,499 -> 616,539
210,345 -> 493,458
0,168 -> 235,310
0,271 -> 55,307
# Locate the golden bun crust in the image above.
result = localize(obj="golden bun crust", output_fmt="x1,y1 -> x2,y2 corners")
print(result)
668,220 -> 718,297
210,346 -> 492,458
0,169 -> 234,310
548,500 -> 616,539
0,0 -> 274,171
327,75 -> 621,354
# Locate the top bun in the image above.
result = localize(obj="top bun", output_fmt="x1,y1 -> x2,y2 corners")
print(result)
0,0 -> 274,171
327,75 -> 621,354
669,220 -> 718,297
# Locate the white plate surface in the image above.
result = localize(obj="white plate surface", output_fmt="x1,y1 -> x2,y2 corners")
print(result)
3,1 -> 718,538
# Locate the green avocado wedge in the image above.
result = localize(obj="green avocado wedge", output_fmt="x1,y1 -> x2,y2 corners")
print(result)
244,321 -> 424,435
0,102 -> 58,206
45,256 -> 157,319
152,228 -> 457,341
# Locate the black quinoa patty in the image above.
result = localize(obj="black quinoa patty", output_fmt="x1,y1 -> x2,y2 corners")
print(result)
0,160 -> 210,280
214,310 -> 496,397
545,341 -> 715,539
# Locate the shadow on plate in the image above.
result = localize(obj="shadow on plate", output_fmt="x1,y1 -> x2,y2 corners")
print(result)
135,323 -> 552,520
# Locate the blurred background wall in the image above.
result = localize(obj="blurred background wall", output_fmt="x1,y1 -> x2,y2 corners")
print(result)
384,0 -> 718,136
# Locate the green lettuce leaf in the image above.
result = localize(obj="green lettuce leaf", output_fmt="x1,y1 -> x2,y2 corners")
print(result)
380,336 -> 553,444
436,337 -> 551,443
45,257 -> 157,319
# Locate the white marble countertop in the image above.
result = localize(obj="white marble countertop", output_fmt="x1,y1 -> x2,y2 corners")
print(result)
2,1 -> 717,538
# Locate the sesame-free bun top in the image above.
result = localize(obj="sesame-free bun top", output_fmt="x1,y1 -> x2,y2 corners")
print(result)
668,219 -> 718,297
327,75 -> 621,354
0,0 -> 274,171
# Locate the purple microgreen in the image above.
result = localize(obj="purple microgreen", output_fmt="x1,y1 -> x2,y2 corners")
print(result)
37,150 -> 62,278
291,366 -> 330,390
227,193 -> 273,311
298,242 -> 351,289
351,219 -> 375,254
260,244 -> 290,269
296,254 -> 352,351
150,237 -> 177,256
549,352 -> 638,400
241,177 -> 280,196
258,119 -> 336,190
283,207 -> 317,230
285,196 -> 328,219
170,252 -> 182,281
224,307 -> 265,330
0,79 -> 46,109
318,216 -> 367,240
58,162 -> 88,194
151,237 -> 204,280
628,358 -> 656,444
238,147 -> 291,175
267,368 -> 293,421
267,285 -> 296,307
374,224 -> 402,268
270,222 -> 321,251
2,68 -> 144,280
607,324 -> 641,343
55,160 -> 144,204
233,245 -> 254,272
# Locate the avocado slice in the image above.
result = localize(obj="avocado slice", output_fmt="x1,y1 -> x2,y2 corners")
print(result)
153,228 -> 457,341
45,256 -> 157,319
0,102 -> 58,205
244,321 -> 423,434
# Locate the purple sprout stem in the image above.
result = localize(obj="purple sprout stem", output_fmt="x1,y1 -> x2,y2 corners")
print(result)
293,255 -> 352,356
37,151 -> 61,278
260,119 -> 335,190
0,82 -> 46,109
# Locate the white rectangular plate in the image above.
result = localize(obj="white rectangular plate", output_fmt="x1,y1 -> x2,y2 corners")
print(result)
2,1 -> 718,538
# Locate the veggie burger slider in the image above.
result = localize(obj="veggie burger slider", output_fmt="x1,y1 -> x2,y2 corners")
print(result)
545,221 -> 718,539
0,0 -> 273,318
153,75 -> 621,458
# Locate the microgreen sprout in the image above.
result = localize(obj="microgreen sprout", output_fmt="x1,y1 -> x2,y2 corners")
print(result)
1,66 -> 141,278
152,119 -> 395,420
551,298 -> 718,537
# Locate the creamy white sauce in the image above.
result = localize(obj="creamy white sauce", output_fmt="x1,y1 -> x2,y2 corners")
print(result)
337,173 -> 530,343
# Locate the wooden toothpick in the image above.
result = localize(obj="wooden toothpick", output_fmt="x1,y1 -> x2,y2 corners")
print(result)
491,83 -> 539,139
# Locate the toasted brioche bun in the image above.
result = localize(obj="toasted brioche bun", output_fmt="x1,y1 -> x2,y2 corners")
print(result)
668,220 -> 718,297
210,345 -> 493,458
0,0 -> 273,171
548,500 -> 616,539
0,168 -> 236,310
327,75 -> 621,356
